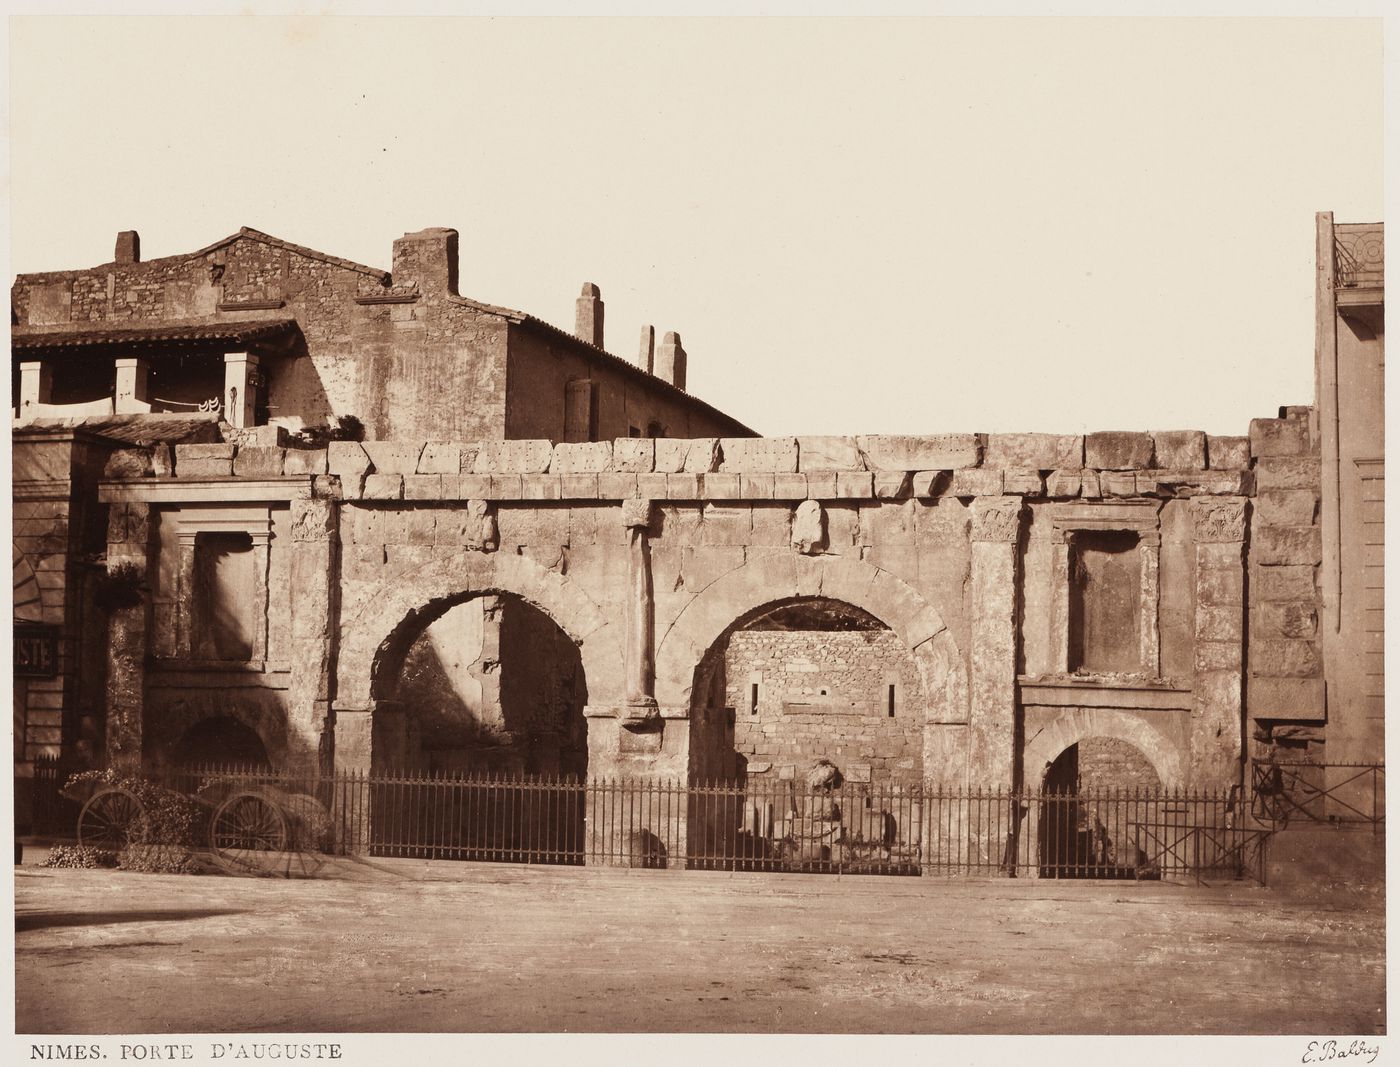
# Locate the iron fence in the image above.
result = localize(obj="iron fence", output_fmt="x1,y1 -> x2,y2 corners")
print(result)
1250,761 -> 1385,831
122,765 -> 1263,882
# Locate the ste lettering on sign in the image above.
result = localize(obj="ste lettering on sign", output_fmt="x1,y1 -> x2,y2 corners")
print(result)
15,623 -> 59,677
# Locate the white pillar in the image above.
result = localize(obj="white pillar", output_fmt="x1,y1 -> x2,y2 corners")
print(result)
18,361 -> 51,421
223,352 -> 259,428
114,357 -> 151,414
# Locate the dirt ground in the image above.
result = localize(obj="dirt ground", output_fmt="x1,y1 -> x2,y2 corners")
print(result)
13,854 -> 1385,1035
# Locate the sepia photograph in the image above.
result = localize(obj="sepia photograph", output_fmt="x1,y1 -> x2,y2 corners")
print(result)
6,6 -> 1387,1061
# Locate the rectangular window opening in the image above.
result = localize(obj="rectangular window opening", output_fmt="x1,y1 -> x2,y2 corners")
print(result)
887,683 -> 896,718
749,683 -> 759,716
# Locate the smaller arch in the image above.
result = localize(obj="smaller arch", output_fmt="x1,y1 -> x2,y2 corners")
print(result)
1024,709 -> 1183,790
170,715 -> 273,769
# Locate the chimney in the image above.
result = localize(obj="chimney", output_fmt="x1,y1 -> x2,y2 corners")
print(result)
656,331 -> 687,391
575,283 -> 604,348
637,325 -> 655,373
391,227 -> 459,295
115,231 -> 141,264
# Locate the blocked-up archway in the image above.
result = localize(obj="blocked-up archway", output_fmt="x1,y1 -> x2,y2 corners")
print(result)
170,715 -> 273,769
688,596 -> 928,787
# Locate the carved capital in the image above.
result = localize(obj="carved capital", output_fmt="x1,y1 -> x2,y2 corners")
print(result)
621,496 -> 654,530
970,495 -> 1024,543
1190,496 -> 1248,543
466,499 -> 498,553
290,499 -> 336,543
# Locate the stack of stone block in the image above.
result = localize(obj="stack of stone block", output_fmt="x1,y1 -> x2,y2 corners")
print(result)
1246,409 -> 1324,758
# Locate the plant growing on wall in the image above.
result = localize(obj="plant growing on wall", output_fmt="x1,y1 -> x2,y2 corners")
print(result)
93,561 -> 145,611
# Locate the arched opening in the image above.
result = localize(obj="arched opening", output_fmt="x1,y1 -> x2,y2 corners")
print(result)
367,590 -> 589,865
170,715 -> 272,769
688,596 -> 926,788
1038,737 -> 1164,879
379,593 -> 589,778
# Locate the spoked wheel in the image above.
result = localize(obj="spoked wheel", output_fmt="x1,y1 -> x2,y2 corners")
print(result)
210,792 -> 289,876
78,787 -> 146,851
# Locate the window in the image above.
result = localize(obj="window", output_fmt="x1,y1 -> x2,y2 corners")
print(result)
192,532 -> 256,661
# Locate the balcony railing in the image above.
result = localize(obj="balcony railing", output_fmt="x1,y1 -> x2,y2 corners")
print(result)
1334,224 -> 1384,289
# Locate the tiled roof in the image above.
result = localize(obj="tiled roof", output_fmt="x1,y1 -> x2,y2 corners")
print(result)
12,318 -> 299,350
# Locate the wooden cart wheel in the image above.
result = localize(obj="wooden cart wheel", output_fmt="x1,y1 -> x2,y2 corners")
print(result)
210,792 -> 289,876
78,787 -> 146,851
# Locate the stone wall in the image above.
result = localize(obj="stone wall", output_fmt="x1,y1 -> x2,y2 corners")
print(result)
723,629 -> 924,785
1077,736 -> 1164,792
1246,408 -> 1325,761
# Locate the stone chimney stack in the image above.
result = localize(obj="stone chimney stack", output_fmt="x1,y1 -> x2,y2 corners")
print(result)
115,231 -> 141,264
391,227 -> 459,296
637,325 -> 655,373
575,283 -> 604,348
656,331 -> 687,391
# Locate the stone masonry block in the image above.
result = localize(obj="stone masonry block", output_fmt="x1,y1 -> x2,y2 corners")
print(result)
283,448 -> 328,476
951,469 -> 1002,496
666,473 -> 702,500
1249,418 -> 1312,458
798,436 -> 865,471
1080,470 -> 1102,499
232,446 -> 285,478
653,439 -> 688,473
362,474 -> 403,500
403,474 -> 442,500
1046,469 -> 1082,498
1249,677 -> 1326,721
559,473 -> 599,499
909,471 -> 946,497
552,441 -> 613,474
175,443 -> 234,477
720,437 -> 798,474
1253,526 -> 1322,567
984,433 -> 1082,470
805,472 -> 838,499
836,471 -> 875,499
328,442 -> 371,479
312,474 -> 343,500
1254,457 -> 1321,491
474,440 -> 552,474
684,438 -> 721,474
417,443 -> 461,474
1002,469 -> 1044,496
490,474 -> 523,499
519,475 -> 562,501
857,434 -> 981,471
1253,565 -> 1316,602
1251,639 -> 1321,678
1085,431 -> 1154,470
1197,564 -> 1244,604
636,473 -> 669,499
1099,470 -> 1137,498
1252,601 -> 1318,640
874,471 -> 913,499
1207,435 -> 1251,471
1197,605 -> 1244,642
773,473 -> 808,499
702,473 -> 743,500
1255,490 -> 1318,527
1143,470 -> 1255,497
740,473 -> 776,500
104,449 -> 154,479
1151,431 -> 1207,469
611,438 -> 655,473
363,441 -> 425,475
457,474 -> 492,499
597,473 -> 638,499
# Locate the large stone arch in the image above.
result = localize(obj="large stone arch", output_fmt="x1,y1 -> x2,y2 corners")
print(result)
654,550 -> 966,726
1023,709 -> 1184,790
336,549 -> 623,713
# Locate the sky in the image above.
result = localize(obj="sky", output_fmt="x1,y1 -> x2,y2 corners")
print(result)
7,15 -> 1384,438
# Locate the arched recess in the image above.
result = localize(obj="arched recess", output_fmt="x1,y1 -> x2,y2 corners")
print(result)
655,551 -> 965,727
336,550 -> 622,713
170,715 -> 273,768
143,697 -> 289,771
1023,708 -> 1184,790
